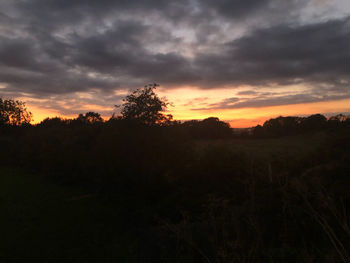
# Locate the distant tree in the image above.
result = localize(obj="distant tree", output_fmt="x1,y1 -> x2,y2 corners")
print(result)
258,114 -> 330,137
346,115 -> 350,125
252,124 -> 265,137
182,117 -> 232,139
201,117 -> 232,138
329,114 -> 347,123
301,114 -> 327,130
118,83 -> 173,126
262,116 -> 303,136
38,117 -> 69,127
76,112 -> 103,124
0,98 -> 32,126
328,114 -> 350,128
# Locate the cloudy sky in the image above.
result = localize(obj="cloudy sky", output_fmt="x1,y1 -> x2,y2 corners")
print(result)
0,0 -> 350,126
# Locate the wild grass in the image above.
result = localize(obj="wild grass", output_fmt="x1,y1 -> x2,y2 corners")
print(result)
0,168 -> 137,263
1,128 -> 349,262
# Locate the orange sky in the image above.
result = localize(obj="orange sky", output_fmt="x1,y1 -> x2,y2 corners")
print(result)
27,88 -> 350,128
170,99 -> 350,128
160,87 -> 350,127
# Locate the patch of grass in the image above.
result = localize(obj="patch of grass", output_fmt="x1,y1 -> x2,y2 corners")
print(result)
195,132 -> 327,162
0,168 -> 135,263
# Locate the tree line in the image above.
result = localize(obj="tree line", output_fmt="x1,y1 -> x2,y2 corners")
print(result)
1,83 -> 350,139
252,113 -> 350,137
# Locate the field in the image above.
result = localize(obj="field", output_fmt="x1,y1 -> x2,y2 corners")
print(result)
1,130 -> 349,262
0,168 -> 137,263
195,131 -> 327,158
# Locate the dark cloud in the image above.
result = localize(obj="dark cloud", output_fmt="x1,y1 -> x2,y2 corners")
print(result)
200,0 -> 307,22
25,92 -> 124,116
236,90 -> 259,96
194,16 -> 350,88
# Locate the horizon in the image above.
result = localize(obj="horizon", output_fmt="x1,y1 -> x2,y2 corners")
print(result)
26,97 -> 350,129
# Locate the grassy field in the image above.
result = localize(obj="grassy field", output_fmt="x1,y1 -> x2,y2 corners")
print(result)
1,130 -> 348,262
195,131 -> 327,158
0,168 -> 137,263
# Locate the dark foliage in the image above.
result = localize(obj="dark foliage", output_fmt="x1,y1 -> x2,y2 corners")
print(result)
252,114 -> 350,138
118,83 -> 174,126
180,117 -> 233,139
0,98 -> 32,126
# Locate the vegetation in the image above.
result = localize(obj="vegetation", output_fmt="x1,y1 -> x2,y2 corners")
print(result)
1,87 -> 350,262
117,83 -> 173,126
0,168 -> 135,263
0,98 -> 32,126
252,114 -> 349,137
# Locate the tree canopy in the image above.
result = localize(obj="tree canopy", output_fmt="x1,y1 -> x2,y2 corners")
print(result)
118,83 -> 173,126
0,98 -> 32,126
76,112 -> 103,124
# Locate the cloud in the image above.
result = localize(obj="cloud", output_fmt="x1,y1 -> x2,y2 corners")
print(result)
0,0 -> 349,116
194,16 -> 350,88
193,91 -> 350,110
236,90 -> 259,96
200,0 -> 308,22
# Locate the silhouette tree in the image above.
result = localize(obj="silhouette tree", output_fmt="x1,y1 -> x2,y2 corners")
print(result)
118,83 -> 173,126
252,124 -> 264,137
38,117 -> 69,127
76,112 -> 103,124
0,98 -> 32,126
181,117 -> 232,139
301,114 -> 327,130
262,116 -> 303,136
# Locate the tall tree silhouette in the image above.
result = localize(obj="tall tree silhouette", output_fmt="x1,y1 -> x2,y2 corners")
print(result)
0,98 -> 32,126
118,83 -> 173,126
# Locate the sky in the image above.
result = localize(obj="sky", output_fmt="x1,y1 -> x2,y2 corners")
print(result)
0,0 -> 350,127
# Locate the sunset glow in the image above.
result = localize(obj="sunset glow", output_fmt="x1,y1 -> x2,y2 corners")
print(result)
27,91 -> 350,127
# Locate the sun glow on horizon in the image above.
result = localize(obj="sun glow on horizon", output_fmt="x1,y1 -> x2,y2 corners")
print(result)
158,86 -> 350,127
28,105 -> 62,124
27,94 -> 350,128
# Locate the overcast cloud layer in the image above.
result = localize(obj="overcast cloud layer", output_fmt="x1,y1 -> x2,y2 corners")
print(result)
0,0 -> 350,115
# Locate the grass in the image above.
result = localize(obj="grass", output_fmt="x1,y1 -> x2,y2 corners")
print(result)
194,132 -> 328,170
0,168 -> 136,263
196,132 -> 327,156
0,131 -> 347,262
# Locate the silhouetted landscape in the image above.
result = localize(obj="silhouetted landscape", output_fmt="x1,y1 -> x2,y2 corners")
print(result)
1,0 -> 350,261
1,85 -> 350,262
